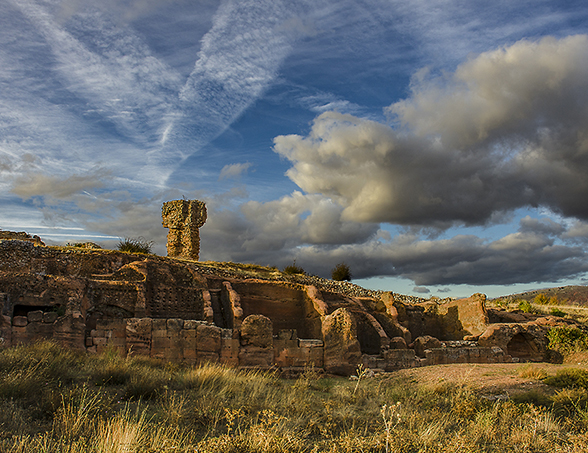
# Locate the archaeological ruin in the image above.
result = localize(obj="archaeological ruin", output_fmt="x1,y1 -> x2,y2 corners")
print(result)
162,199 -> 207,260
0,202 -> 577,375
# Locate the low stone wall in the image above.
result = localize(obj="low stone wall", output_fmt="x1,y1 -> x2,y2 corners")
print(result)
78,315 -> 513,373
11,310 -> 58,344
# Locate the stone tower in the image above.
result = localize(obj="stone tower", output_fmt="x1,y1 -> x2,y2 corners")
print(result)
162,199 -> 207,260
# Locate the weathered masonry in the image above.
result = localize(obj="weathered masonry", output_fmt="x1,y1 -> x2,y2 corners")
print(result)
0,234 -> 572,375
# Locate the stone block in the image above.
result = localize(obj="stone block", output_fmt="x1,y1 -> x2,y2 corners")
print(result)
150,346 -> 166,359
126,318 -> 152,337
152,336 -> 170,350
389,337 -> 408,349
43,312 -> 58,323
112,328 -> 126,339
13,316 -> 27,327
220,337 -> 239,366
383,349 -> 418,371
197,324 -> 221,353
96,319 -> 126,331
181,328 -> 196,339
197,351 -> 220,364
274,343 -> 302,367
91,329 -> 104,337
322,308 -> 361,375
308,346 -> 324,367
27,310 -> 44,322
184,319 -> 200,330
12,326 -> 28,344
165,346 -> 182,361
239,346 -> 274,368
277,329 -> 297,340
438,293 -> 489,339
93,337 -> 107,346
152,319 -> 167,331
152,329 -> 168,338
413,336 -> 442,358
298,339 -> 323,348
167,318 -> 183,331
240,315 -> 273,348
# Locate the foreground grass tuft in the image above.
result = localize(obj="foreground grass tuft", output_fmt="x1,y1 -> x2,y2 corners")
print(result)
1,341 -> 588,452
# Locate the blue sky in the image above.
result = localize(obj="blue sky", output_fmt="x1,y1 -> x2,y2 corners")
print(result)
2,0 -> 588,298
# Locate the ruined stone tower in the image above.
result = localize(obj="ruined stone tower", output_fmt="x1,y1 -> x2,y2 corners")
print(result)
162,199 -> 207,260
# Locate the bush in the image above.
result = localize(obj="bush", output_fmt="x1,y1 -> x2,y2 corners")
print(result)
331,263 -> 352,281
283,261 -> 305,275
550,308 -> 566,317
117,237 -> 153,254
544,368 -> 588,390
518,299 -> 535,313
547,326 -> 588,354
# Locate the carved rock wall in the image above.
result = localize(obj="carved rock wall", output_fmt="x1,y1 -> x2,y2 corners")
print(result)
0,238 -> 577,375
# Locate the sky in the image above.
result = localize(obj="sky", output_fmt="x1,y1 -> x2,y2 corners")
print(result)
2,0 -> 588,299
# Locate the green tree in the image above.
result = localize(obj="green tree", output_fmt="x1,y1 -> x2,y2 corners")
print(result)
331,262 -> 352,281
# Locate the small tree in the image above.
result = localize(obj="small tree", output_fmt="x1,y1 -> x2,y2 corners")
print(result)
332,262 -> 352,281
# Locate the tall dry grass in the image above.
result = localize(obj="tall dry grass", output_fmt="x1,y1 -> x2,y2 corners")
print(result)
0,341 -> 587,452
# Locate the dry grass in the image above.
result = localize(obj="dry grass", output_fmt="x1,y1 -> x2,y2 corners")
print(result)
1,342 -> 588,452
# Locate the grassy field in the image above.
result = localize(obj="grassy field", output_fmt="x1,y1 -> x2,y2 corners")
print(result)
1,342 -> 588,452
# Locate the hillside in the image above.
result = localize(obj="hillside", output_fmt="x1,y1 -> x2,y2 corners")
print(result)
495,285 -> 588,307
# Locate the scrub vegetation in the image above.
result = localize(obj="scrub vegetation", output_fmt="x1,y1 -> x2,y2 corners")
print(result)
1,342 -> 588,452
116,237 -> 154,255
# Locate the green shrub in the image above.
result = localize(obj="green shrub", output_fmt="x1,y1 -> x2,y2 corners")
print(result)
550,308 -> 566,317
283,261 -> 305,275
544,368 -> 588,390
331,263 -> 352,281
518,299 -> 535,313
547,326 -> 588,354
117,237 -> 153,254
511,389 -> 552,406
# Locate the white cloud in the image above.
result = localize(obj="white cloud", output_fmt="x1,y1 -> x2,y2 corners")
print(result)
219,162 -> 252,180
274,36 -> 588,226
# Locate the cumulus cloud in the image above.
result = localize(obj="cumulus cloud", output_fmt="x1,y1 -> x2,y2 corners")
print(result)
413,286 -> 430,294
219,162 -> 252,180
274,35 -> 588,226
286,224 -> 588,286
198,191 -> 379,265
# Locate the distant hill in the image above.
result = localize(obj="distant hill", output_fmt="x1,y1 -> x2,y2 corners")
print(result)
495,285 -> 588,306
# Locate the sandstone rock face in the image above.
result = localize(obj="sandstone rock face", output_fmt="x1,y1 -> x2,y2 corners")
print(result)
413,335 -> 443,358
389,337 -> 408,349
438,293 -> 489,340
478,322 -> 554,362
162,200 -> 207,260
322,308 -> 361,375
240,315 -> 273,348
239,315 -> 274,367
0,231 -> 45,246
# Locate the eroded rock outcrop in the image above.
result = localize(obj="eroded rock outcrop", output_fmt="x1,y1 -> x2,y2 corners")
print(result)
0,231 -> 574,375
162,199 -> 207,260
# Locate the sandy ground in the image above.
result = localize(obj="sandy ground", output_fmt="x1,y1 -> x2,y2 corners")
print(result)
389,360 -> 588,398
